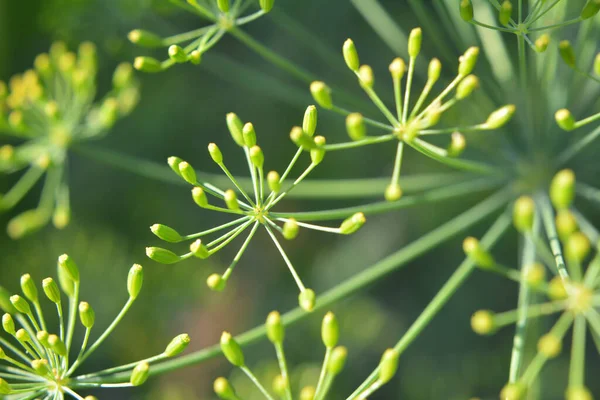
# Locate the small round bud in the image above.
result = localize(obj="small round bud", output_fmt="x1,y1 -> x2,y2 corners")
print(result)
133,56 -> 163,73
548,277 -> 568,300
207,274 -> 225,291
550,169 -> 575,209
484,105 -> 516,129
48,334 -> 67,356
164,333 -> 191,357
299,289 -> 316,312
447,132 -> 466,157
456,75 -> 479,99
190,50 -> 202,65
0,378 -> 11,395
428,58 -> 442,83
535,34 -> 550,53
37,331 -> 49,347
146,247 -> 181,264
499,1 -> 513,26
346,113 -> 366,141
460,0 -> 474,21
581,0 -> 600,19
128,264 -> 144,299
310,81 -> 332,109
130,362 -> 150,386
57,265 -> 74,297
470,310 -> 496,335
167,156 -> 183,176
389,58 -> 406,80
290,126 -> 316,150
321,312 -> 339,348
559,40 -> 576,67
20,274 -> 38,303
283,219 -> 299,240
113,62 -> 133,88
340,212 -> 366,234
267,171 -> 281,193
458,47 -> 479,76
343,39 -> 360,71
303,105 -> 318,136
79,302 -> 95,328
310,136 -> 326,165
300,386 -> 316,400
556,209 -> 578,242
272,374 -> 288,396
327,346 -> 347,376
58,254 -> 80,282
462,237 -> 495,268
500,383 -> 526,400
190,239 -> 210,259
358,65 -> 374,88
565,232 -> 591,263
16,329 -> 31,343
214,377 -> 239,400
524,263 -> 546,287
259,0 -> 275,12
250,146 -> 264,168
408,28 -> 422,58
226,113 -> 245,147
220,332 -> 245,367
513,196 -> 535,232
385,183 -> 402,202
224,189 -> 240,211
217,0 -> 230,13
537,333 -> 562,358
10,295 -> 31,315
566,386 -> 593,400
178,161 -> 197,185
555,109 -> 575,131
0,287 -> 16,314
168,45 -> 188,63
242,123 -> 257,147
378,348 -> 400,384
192,187 -> 209,208
266,311 -> 284,344
150,224 -> 182,243
2,314 -> 15,335
128,29 -> 163,48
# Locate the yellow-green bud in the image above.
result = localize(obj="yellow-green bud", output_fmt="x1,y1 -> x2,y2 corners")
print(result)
290,126 -> 316,150
550,169 -> 575,209
57,264 -> 74,297
128,29 -> 163,48
266,311 -> 284,344
128,264 -> 144,299
555,109 -> 575,131
340,212 -> 366,234
192,187 -> 209,208
133,56 -> 163,73
178,161 -> 197,184
190,239 -> 210,259
548,277 -> 568,300
559,40 -> 576,67
408,28 -> 422,58
566,386 -> 593,400
267,171 -> 281,193
595,53 -> 600,76
385,183 -> 402,202
513,196 -> 535,232
358,65 -> 374,87
167,156 -> 183,176
37,331 -> 49,347
214,377 -> 238,400
0,378 -> 11,395
79,302 -> 95,328
346,113 -> 366,141
10,295 -> 31,315
207,274 -> 225,291
389,57 -> 406,80
565,232 -> 590,263
378,348 -> 400,384
456,75 -> 479,99
113,62 -> 133,88
447,132 -> 466,157
20,274 -> 38,303
524,263 -> 546,287
471,310 -> 496,335
84,396 -> 98,400
220,331 -> 245,366
48,334 -> 67,356
146,247 -> 181,264
537,333 -> 562,358
259,0 -> 275,12
310,136 -> 326,165
459,47 -> 479,76
581,0 -> 600,19
321,311 -> 339,348
303,105 -> 318,136
226,113 -> 245,146
242,123 -> 257,147
460,0 -> 474,21
272,375 -> 288,396
556,209 -> 578,242
299,289 -> 316,312
343,39 -> 360,71
499,1 -> 513,26
190,50 -> 202,65
217,0 -> 229,12
130,362 -> 150,386
463,236 -> 495,268
58,254 -> 80,282
32,359 -> 49,374
150,224 -> 182,243
428,58 -> 442,83
327,346 -> 347,376
164,333 -> 191,357
500,383 -> 526,400
483,105 -> 516,129
310,81 -> 332,109
250,146 -> 264,168
0,287 -> 16,314
2,314 -> 15,335
168,45 -> 188,63
300,387 -> 315,400
16,329 -> 31,343
535,34 -> 550,53
224,189 -> 240,211
283,219 -> 299,240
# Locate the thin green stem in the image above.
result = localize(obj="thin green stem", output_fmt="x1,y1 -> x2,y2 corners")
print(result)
557,124 -> 600,166
221,221 -> 260,281
537,195 -> 570,281
240,365 -> 275,400
402,57 -> 415,124
264,224 -> 305,292
568,315 -> 586,389
274,343 -> 292,400
314,347 -> 332,399
181,216 -> 251,241
323,134 -> 396,152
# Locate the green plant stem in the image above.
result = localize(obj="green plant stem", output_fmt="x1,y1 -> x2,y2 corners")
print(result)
557,124 -> 600,166
240,365 -> 275,400
537,195 -> 570,281
568,315 -> 586,389
96,187 -> 512,382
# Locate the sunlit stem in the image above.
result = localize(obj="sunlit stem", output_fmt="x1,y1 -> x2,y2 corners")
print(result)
568,315 -> 586,389
267,163 -> 318,208
65,281 -> 80,362
356,380 -> 383,400
402,57 -> 417,124
242,147 -> 260,206
584,255 -> 600,288
68,328 -> 91,377
527,233 -> 556,270
419,124 -> 489,135
0,166 -> 44,210
221,221 -> 260,281
264,148 -> 303,205
258,166 -> 265,204
528,0 -> 565,24
354,73 -> 399,127
31,300 -> 47,332
469,19 -> 518,33
314,347 -> 332,400
240,365 -> 276,400
202,204 -> 248,215
529,18 -> 583,32
417,75 -> 463,120
330,105 -> 395,130
537,195 -> 570,282
2,355 -> 38,375
393,69 -> 403,121
0,336 -> 30,362
216,159 -> 256,207
275,218 -> 341,234
494,301 -> 567,328
524,0 -> 545,24
236,9 -> 267,25
323,135 -> 396,152
62,387 -> 87,400
390,142 -> 404,189
410,81 -> 437,120
74,354 -> 167,381
264,224 -> 306,292
274,342 -> 293,400
181,216 -> 252,241
207,218 -> 256,253
162,26 -> 215,46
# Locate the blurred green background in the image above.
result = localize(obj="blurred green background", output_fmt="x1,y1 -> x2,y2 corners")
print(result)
1,0 -> 599,399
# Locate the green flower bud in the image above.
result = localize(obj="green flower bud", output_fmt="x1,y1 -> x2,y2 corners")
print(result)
224,189 -> 240,211
556,209 -> 578,242
327,346 -> 347,376
242,123 -> 257,147
10,295 -> 31,315
79,301 -> 95,328
2,314 -> 15,335
272,375 -> 288,396
428,58 -> 442,83
595,53 -> 600,76
128,264 -> 144,299
524,263 -> 546,287
16,329 -> 31,343
303,105 -> 318,136
559,40 -> 576,67
190,239 -> 210,259
267,171 -> 281,192
339,212 -> 366,234
447,132 -> 466,157
214,377 -> 239,400
20,274 -> 38,303
128,29 -> 163,48
456,75 -> 479,99
358,65 -> 374,88
463,237 -> 495,268
389,58 -> 406,80
300,386 -> 316,400
513,196 -> 535,232
283,219 -> 299,240
0,378 -> 11,395
178,161 -> 197,184
150,224 -> 182,243
290,126 -> 316,150
0,287 -> 16,314
566,386 -> 593,400
378,348 -> 400,384
146,247 -> 181,264
555,109 -> 575,131
37,330 -> 49,347
190,50 -> 202,65
408,28 -> 422,58
565,232 -> 590,263
484,104 -> 515,129
581,0 -> 600,19
299,288 -> 316,312
167,156 -> 183,176
537,333 -> 562,358
384,183 -> 402,202
535,34 -> 550,53
207,274 -> 225,291
220,331 -> 245,366
346,113 -> 366,141
321,311 -> 339,348
310,81 -> 332,109
57,264 -> 74,297
458,47 -> 479,76
550,169 -> 575,209
226,113 -> 245,147
32,359 -> 49,374
217,0 -> 229,12
499,1 -> 512,26
310,136 -> 326,165
470,310 -> 496,335
266,311 -> 284,344
500,383 -> 526,400
460,0 -> 474,21
250,146 -> 264,168
164,333 -> 191,357
259,0 -> 275,12
343,39 -> 360,71
168,45 -> 188,63
48,334 -> 67,356
207,143 -> 224,165
548,276 -> 568,300
113,62 -> 134,88
192,187 -> 209,208
58,254 -> 80,282
130,362 -> 150,386
133,56 -> 163,73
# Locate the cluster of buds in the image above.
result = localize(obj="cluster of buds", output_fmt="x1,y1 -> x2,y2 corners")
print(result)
131,0 -> 275,73
310,28 -> 514,201
0,254 -> 190,399
146,106 -> 366,311
214,311 -> 399,400
468,170 -> 600,399
0,42 -> 139,238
